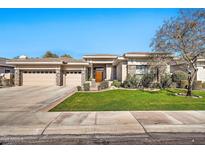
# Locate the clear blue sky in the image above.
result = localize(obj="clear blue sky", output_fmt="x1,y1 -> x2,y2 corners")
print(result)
0,8 -> 179,59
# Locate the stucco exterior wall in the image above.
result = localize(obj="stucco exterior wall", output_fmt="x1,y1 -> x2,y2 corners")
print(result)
62,65 -> 86,71
170,64 -> 187,73
106,64 -> 112,80
121,62 -> 127,82
197,66 -> 205,82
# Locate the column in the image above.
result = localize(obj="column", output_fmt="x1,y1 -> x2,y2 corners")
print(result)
14,69 -> 21,86
90,63 -> 93,79
81,69 -> 86,86
106,64 -> 112,80
56,69 -> 63,86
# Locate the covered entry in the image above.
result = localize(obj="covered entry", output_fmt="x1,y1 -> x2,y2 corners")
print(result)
22,70 -> 56,86
64,71 -> 82,87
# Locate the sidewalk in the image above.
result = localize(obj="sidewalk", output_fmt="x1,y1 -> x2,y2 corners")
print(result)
0,111 -> 205,136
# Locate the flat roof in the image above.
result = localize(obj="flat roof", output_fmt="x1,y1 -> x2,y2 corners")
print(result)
83,54 -> 118,59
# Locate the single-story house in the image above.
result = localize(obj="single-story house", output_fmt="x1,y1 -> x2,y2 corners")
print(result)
6,52 -> 205,87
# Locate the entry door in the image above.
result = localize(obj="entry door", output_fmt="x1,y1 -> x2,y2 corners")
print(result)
95,71 -> 103,82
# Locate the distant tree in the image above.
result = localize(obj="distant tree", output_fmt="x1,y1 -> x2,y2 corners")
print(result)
61,54 -> 72,58
13,56 -> 20,59
150,9 -> 205,96
43,51 -> 59,58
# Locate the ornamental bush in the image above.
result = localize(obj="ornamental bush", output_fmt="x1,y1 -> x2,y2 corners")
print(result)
180,80 -> 188,89
202,82 -> 205,89
122,74 -> 140,88
160,73 -> 172,88
77,86 -> 82,91
98,81 -> 109,90
192,81 -> 202,90
172,71 -> 188,83
111,80 -> 121,88
83,83 -> 90,91
141,73 -> 155,88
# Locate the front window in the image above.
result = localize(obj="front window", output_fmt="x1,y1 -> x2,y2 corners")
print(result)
136,65 -> 148,75
5,70 -> 10,73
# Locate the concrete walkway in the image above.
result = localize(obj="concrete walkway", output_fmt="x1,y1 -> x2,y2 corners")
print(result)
0,111 -> 205,136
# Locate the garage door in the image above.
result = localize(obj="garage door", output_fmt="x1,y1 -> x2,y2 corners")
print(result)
22,70 -> 56,86
65,71 -> 82,87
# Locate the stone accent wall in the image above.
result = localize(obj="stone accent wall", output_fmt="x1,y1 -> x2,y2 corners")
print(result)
81,70 -> 86,85
116,62 -> 122,81
14,69 -> 22,86
128,65 -> 136,76
56,69 -> 63,86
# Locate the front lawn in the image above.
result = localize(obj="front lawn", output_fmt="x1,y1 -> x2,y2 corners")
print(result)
50,89 -> 205,111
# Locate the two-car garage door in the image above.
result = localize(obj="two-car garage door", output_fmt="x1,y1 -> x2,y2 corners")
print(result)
22,70 -> 56,86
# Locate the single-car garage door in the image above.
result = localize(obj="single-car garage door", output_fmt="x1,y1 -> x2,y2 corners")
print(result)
65,71 -> 82,87
22,70 -> 56,86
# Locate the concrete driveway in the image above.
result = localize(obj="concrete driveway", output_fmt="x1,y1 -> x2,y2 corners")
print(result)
0,86 -> 76,112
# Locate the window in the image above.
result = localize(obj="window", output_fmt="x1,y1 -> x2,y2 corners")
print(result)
5,70 -> 10,73
136,65 -> 148,75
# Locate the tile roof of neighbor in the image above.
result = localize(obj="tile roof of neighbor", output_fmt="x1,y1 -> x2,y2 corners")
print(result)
7,57 -> 87,63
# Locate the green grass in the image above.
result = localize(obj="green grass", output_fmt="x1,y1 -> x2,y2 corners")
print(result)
50,89 -> 205,111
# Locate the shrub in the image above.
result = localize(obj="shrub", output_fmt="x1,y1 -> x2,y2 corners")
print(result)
172,71 -> 188,83
98,81 -> 109,90
111,80 -> 121,88
202,82 -> 205,89
160,73 -> 172,88
150,82 -> 161,89
83,83 -> 90,91
122,74 -> 140,88
77,86 -> 82,91
141,73 -> 155,88
180,80 -> 188,89
193,81 -> 202,90
1,79 -> 10,87
170,82 -> 177,88
0,77 -> 2,86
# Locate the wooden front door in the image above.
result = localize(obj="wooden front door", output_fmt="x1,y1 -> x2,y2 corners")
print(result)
95,71 -> 103,82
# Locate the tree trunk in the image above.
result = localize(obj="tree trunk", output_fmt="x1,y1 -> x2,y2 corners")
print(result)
186,70 -> 197,96
187,82 -> 192,96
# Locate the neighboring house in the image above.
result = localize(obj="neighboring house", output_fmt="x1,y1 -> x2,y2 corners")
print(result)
0,57 -> 14,75
6,52 -> 205,87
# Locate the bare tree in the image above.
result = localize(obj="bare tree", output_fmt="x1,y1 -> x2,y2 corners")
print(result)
150,9 -> 205,96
